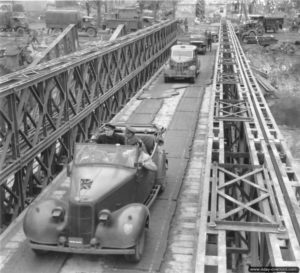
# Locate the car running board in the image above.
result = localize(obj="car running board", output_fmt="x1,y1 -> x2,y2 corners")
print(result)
144,185 -> 161,208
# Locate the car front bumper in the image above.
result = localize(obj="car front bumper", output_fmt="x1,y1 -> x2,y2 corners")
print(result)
29,241 -> 135,255
164,69 -> 195,79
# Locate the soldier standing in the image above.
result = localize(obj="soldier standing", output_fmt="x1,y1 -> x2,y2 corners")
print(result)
207,31 -> 212,52
184,18 -> 188,32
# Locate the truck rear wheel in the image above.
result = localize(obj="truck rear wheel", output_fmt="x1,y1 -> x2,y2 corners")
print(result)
16,27 -> 25,36
87,28 -> 97,37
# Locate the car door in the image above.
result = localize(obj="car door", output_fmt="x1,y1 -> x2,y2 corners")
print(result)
134,152 -> 156,204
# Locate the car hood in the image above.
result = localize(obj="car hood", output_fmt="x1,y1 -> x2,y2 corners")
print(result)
70,165 -> 136,202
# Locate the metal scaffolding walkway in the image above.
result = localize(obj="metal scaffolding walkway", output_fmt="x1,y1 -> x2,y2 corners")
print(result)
195,20 -> 300,272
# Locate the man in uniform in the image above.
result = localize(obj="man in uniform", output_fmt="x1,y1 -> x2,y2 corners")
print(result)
207,31 -> 212,52
94,124 -> 125,145
124,126 -> 148,152
123,128 -> 157,171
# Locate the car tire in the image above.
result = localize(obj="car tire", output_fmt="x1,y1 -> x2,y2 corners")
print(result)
125,229 -> 145,262
16,27 -> 25,36
87,28 -> 97,37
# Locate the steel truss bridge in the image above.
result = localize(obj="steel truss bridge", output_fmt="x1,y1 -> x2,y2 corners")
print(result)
0,16 -> 300,272
195,20 -> 300,272
0,20 -> 177,228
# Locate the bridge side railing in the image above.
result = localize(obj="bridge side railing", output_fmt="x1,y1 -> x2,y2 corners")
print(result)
0,20 -> 177,227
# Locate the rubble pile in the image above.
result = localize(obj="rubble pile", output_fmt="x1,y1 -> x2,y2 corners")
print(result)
244,44 -> 300,96
265,40 -> 299,54
243,39 -> 300,159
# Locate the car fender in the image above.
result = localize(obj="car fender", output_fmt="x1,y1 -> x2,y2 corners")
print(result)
155,148 -> 167,185
23,199 -> 68,244
95,203 -> 149,249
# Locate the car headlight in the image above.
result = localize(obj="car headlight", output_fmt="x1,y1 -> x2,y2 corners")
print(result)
189,65 -> 196,70
98,209 -> 112,225
51,206 -> 65,222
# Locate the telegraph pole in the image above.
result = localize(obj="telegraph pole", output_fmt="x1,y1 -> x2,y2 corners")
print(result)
195,0 -> 205,21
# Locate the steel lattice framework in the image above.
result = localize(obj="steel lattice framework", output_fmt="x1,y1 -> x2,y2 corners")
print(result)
195,21 -> 300,272
29,24 -> 79,67
0,20 -> 177,227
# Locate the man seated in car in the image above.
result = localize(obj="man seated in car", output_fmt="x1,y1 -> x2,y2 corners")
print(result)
93,124 -> 125,145
124,126 -> 147,152
123,126 -> 156,171
121,142 -> 157,171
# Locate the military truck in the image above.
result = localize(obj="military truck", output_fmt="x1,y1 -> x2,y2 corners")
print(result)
0,11 -> 29,35
238,21 -> 264,42
248,15 -> 284,33
45,10 -> 97,37
190,34 -> 207,54
103,8 -> 148,32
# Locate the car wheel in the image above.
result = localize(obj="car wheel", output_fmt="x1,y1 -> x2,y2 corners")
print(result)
87,28 -> 97,37
16,27 -> 25,36
125,229 -> 145,262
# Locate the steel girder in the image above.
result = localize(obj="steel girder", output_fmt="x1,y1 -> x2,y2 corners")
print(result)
109,24 -> 127,41
0,20 -> 177,227
29,24 -> 79,67
195,21 -> 300,273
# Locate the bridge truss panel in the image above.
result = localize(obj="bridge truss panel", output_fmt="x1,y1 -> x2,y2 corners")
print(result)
0,20 -> 177,228
29,24 -> 79,67
195,21 -> 300,273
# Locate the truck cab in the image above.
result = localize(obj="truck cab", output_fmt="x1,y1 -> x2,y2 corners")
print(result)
164,45 -> 199,83
238,20 -> 264,41
190,34 -> 207,54
0,11 -> 29,35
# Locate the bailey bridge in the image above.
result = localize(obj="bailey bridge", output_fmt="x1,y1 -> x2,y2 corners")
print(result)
0,18 -> 299,273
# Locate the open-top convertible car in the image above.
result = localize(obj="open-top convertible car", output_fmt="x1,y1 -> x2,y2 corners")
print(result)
23,124 -> 167,262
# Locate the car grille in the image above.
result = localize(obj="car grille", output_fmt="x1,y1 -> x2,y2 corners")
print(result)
68,204 -> 94,244
170,60 -> 193,73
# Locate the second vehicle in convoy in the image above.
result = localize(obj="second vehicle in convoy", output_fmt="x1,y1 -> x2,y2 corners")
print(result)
189,33 -> 208,55
164,44 -> 200,83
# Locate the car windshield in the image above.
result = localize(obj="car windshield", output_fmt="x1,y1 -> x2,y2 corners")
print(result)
74,143 -> 137,168
171,50 -> 193,58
